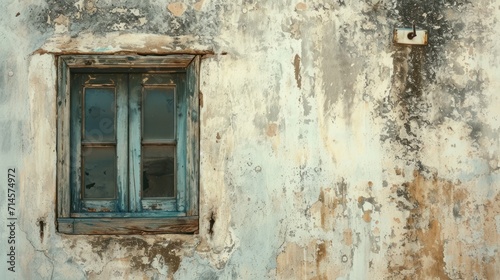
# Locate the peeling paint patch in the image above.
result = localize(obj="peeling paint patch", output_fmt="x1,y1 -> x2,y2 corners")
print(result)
85,237 -> 184,277
295,2 -> 307,11
53,15 -> 69,25
193,0 -> 205,11
168,2 -> 187,17
29,0 -> 223,39
53,15 -> 69,33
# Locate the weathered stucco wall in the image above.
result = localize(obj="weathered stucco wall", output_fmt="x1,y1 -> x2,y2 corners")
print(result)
1,0 -> 499,279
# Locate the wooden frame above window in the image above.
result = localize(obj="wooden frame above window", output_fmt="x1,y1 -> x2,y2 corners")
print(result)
57,55 -> 200,234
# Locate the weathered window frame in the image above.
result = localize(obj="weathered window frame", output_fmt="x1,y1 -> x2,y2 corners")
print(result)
56,55 -> 200,234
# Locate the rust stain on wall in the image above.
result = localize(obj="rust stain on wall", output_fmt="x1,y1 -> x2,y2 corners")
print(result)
310,188 -> 339,231
343,229 -> 353,246
362,210 -> 372,223
481,193 -> 500,278
387,170 -> 499,279
316,241 -> 327,264
484,193 -> 500,246
390,172 -> 449,278
276,240 -> 339,280
266,123 -> 278,137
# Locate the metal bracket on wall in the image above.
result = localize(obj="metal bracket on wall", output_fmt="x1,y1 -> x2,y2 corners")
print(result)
393,24 -> 428,46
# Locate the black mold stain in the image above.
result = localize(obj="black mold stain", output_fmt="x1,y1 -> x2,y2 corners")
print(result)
375,0 -> 491,172
391,1 -> 471,74
315,2 -> 393,124
394,182 -> 419,212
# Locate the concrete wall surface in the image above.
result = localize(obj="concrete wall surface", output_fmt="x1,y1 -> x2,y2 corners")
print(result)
0,0 -> 499,279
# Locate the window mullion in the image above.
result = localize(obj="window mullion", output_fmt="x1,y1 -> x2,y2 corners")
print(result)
116,74 -> 129,212
128,74 -> 142,212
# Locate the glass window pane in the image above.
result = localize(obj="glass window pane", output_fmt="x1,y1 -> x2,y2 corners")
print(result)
84,88 -> 115,142
143,88 -> 175,140
142,146 -> 175,198
82,147 -> 116,199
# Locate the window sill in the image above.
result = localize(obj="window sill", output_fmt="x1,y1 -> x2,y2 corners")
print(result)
57,216 -> 198,235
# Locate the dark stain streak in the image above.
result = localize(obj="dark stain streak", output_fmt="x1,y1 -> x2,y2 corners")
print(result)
335,178 -> 348,214
293,54 -> 302,89
316,241 -> 327,275
209,212 -> 215,236
376,0 -> 478,173
453,202 -> 461,219
38,219 -> 45,242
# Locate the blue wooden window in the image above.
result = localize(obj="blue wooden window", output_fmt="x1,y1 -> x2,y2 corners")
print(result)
57,56 -> 200,234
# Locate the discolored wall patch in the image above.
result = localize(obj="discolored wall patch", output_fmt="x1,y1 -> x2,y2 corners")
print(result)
293,54 -> 302,89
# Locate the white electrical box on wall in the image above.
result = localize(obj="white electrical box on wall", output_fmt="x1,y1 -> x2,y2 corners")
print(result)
393,28 -> 428,46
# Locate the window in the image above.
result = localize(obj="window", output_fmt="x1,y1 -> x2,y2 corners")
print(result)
57,55 -> 200,234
